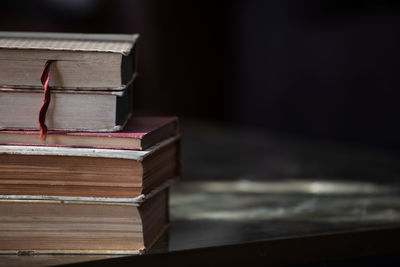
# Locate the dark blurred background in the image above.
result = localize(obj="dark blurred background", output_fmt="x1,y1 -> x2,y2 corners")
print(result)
2,0 -> 400,151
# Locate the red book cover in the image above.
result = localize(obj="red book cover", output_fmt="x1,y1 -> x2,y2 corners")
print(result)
0,116 -> 178,150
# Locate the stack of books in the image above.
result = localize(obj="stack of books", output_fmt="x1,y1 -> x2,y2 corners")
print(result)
0,32 -> 180,254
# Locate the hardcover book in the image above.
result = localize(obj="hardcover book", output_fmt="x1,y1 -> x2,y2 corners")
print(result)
0,117 -> 178,150
0,185 -> 170,254
0,85 -> 133,132
0,32 -> 138,90
0,136 -> 180,198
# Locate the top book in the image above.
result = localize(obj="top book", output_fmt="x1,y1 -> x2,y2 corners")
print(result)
0,32 -> 138,90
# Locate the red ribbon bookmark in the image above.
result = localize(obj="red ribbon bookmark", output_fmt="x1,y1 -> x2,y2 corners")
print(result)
38,60 -> 54,141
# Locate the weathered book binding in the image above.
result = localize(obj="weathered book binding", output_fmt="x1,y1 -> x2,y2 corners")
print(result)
0,180 -> 173,255
0,32 -> 139,90
0,116 -> 179,150
0,82 -> 134,133
0,136 -> 181,198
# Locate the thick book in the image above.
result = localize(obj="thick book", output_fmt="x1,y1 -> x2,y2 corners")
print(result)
0,32 -> 138,90
0,85 -> 133,132
0,185 -> 170,254
0,116 -> 178,150
0,136 -> 180,198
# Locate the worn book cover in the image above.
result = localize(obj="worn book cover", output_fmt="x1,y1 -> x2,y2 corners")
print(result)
0,117 -> 179,150
0,182 -> 171,254
0,84 -> 134,132
0,136 -> 181,198
0,32 -> 138,90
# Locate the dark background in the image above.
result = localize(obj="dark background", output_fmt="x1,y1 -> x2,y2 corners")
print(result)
2,0 -> 400,150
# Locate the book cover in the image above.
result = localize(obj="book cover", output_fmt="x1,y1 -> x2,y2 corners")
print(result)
0,183 -> 171,254
0,32 -> 139,90
0,117 -> 178,150
0,136 -> 181,198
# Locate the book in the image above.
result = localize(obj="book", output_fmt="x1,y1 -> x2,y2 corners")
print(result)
0,136 -> 180,198
0,32 -> 138,90
0,185 -> 169,254
0,117 -> 178,150
0,85 -> 132,132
